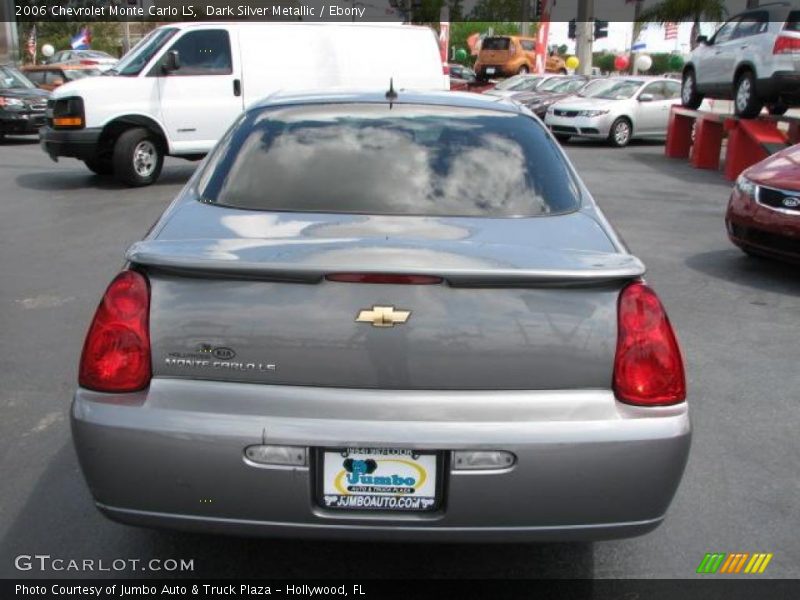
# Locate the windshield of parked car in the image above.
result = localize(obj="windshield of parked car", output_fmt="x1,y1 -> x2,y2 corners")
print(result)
583,79 -> 642,100
108,27 -> 177,76
577,79 -> 609,97
481,37 -> 510,51
500,76 -> 542,92
200,104 -> 580,218
542,78 -> 587,94
0,66 -> 36,90
75,50 -> 113,59
64,69 -> 101,81
786,11 -> 800,31
537,77 -> 569,92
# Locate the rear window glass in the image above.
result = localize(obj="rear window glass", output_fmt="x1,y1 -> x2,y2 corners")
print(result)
199,104 -> 580,218
786,11 -> 800,32
482,37 -> 511,51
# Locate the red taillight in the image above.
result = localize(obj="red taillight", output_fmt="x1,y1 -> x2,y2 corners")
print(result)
79,59 -> 99,65
443,64 -> 450,75
773,35 -> 800,54
79,271 -> 151,393
613,282 -> 685,406
326,273 -> 443,285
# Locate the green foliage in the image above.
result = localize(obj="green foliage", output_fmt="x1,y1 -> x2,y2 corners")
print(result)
592,52 -> 686,75
636,0 -> 726,24
16,21 -> 121,63
470,0 -> 526,21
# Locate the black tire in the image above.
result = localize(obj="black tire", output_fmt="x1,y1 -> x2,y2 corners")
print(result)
681,68 -> 703,109
608,117 -> 632,148
559,68 -> 568,75
734,70 -> 763,118
518,65 -> 529,74
554,134 -> 571,143
767,102 -> 788,116
112,127 -> 164,187
83,157 -> 113,176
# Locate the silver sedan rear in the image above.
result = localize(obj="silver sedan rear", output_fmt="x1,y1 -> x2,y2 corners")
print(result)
72,90 -> 690,541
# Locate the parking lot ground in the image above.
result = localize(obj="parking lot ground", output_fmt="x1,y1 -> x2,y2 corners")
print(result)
1,136 -> 798,579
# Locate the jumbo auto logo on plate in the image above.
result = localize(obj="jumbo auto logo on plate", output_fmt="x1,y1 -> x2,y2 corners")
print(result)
321,448 -> 438,512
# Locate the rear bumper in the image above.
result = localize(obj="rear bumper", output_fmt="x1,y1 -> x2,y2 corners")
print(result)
758,71 -> 800,103
39,125 -> 101,161
71,379 -> 691,542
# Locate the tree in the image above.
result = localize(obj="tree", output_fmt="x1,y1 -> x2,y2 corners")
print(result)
637,0 -> 727,49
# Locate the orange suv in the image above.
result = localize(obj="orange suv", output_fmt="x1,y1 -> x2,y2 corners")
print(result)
475,36 -> 567,79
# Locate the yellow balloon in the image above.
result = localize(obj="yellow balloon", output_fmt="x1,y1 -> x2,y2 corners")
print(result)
565,56 -> 580,70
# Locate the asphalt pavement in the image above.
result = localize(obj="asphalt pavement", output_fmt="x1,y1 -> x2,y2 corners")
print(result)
1,134 -> 798,579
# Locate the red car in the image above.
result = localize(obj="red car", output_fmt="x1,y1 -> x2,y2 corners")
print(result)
726,143 -> 800,262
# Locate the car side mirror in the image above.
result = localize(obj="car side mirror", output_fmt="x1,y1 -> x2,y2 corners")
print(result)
638,93 -> 654,102
696,35 -> 709,45
163,50 -> 180,74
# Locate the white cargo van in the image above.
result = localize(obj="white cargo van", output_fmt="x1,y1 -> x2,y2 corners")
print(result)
41,22 -> 448,186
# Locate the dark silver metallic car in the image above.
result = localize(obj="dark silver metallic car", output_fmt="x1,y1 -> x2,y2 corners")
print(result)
72,90 -> 690,541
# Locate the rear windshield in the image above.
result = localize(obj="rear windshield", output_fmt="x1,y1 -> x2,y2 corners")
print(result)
786,11 -> 800,32
482,37 -> 511,51
199,103 -> 580,218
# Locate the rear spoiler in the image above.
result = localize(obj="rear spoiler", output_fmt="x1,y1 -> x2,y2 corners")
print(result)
126,239 -> 645,287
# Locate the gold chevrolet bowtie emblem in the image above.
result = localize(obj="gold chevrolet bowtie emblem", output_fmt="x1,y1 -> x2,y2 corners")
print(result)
356,305 -> 411,328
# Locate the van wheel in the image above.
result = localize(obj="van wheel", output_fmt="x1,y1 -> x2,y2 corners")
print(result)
734,71 -> 763,118
113,127 -> 164,187
608,118 -> 632,147
518,65 -> 529,74
83,157 -> 113,176
681,68 -> 703,109
559,68 -> 567,75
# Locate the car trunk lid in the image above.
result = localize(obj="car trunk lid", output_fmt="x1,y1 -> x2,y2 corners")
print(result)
133,209 -> 641,390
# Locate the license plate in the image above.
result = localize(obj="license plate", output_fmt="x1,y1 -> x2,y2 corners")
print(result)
486,67 -> 496,74
319,448 -> 440,512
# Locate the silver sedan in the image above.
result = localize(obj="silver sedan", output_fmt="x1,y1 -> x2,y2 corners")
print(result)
72,90 -> 690,541
544,77 -> 682,146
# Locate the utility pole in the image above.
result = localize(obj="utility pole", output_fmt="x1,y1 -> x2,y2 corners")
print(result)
521,0 -> 530,37
631,0 -> 643,75
575,0 -> 593,76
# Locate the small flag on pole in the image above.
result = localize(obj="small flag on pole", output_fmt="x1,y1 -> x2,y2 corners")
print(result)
27,25 -> 37,63
71,27 -> 92,50
665,22 -> 679,41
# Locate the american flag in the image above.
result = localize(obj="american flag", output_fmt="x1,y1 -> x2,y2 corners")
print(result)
26,25 -> 37,63
665,22 -> 679,40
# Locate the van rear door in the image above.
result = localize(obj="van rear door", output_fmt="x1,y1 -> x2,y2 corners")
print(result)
154,26 -> 244,153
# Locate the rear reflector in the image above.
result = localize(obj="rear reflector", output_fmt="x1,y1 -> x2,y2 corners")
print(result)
773,35 -> 800,54
613,282 -> 686,406
79,271 -> 151,393
326,273 -> 443,285
244,445 -> 307,467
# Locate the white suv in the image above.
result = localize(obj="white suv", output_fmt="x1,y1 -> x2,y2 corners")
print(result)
682,3 -> 800,118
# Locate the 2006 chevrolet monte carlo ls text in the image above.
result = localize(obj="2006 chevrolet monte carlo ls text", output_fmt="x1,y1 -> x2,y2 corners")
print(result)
71,89 -> 691,542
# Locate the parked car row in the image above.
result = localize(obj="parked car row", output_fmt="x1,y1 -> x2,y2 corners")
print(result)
478,73 -> 683,148
0,64 -> 50,140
